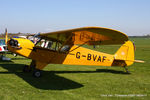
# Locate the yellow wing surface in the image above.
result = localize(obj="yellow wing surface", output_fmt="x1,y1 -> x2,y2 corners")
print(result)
39,27 -> 128,45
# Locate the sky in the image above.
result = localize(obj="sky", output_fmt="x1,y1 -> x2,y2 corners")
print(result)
0,0 -> 150,36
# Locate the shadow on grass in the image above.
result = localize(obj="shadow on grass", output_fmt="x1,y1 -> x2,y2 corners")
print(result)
0,63 -> 83,90
0,63 -> 130,90
49,69 -> 130,75
96,69 -> 131,74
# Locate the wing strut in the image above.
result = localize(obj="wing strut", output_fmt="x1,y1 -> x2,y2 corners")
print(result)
69,41 -> 89,52
58,34 -> 73,52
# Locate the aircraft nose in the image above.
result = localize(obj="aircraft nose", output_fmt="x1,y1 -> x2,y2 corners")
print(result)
9,39 -> 19,47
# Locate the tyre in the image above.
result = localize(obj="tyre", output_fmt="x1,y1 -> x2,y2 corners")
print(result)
33,69 -> 42,78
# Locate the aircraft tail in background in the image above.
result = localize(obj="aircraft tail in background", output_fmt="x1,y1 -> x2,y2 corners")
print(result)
5,28 -> 8,45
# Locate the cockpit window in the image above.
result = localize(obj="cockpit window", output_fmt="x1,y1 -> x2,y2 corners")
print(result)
60,45 -> 70,52
41,41 -> 53,49
36,39 -> 71,52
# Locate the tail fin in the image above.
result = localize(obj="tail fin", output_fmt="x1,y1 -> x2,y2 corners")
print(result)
114,41 -> 135,66
5,28 -> 8,45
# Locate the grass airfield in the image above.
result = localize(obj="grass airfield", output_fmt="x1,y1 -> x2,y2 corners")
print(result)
0,37 -> 150,100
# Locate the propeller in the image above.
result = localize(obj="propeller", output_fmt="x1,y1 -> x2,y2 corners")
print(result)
31,33 -> 41,45
33,32 -> 40,38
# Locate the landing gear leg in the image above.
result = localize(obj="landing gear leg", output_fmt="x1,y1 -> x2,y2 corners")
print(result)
123,66 -> 130,74
23,65 -> 32,72
23,60 -> 36,72
23,65 -> 42,77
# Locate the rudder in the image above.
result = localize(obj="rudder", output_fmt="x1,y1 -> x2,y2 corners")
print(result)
114,41 -> 135,66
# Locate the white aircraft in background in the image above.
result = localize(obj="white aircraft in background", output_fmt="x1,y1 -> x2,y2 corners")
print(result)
0,29 -> 11,61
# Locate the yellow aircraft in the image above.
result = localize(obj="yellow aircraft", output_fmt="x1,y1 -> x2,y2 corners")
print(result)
7,27 -> 143,77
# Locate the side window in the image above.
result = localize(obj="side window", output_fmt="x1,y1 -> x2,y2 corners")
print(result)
41,41 -> 53,49
37,39 -> 71,52
60,45 -> 70,52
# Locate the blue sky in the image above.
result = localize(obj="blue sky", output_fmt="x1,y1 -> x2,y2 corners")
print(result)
0,0 -> 150,36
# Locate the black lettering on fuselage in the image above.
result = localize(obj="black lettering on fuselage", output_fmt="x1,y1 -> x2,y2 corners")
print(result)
76,52 -> 106,62
87,54 -> 91,60
97,56 -> 101,62
93,55 -> 97,61
102,56 -> 106,62
76,52 -> 80,59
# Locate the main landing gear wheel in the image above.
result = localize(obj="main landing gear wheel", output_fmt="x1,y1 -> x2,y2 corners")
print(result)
33,69 -> 42,78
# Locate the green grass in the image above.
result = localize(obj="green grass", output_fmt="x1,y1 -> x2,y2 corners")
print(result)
0,37 -> 150,100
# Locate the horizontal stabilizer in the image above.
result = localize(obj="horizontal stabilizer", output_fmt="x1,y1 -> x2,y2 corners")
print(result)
134,60 -> 145,63
121,59 -> 145,63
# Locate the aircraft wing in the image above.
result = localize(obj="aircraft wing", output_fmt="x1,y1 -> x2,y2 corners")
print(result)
39,27 -> 128,45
